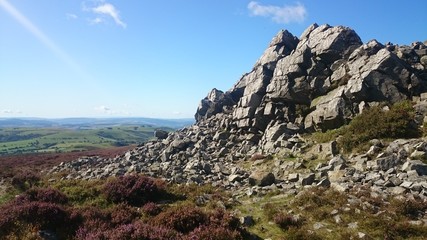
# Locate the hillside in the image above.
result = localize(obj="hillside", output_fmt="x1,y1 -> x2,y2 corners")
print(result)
0,126 -> 168,156
0,117 -> 194,129
1,24 -> 427,239
0,118 -> 193,155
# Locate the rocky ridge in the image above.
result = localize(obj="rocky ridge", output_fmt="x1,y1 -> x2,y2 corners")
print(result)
49,24 -> 427,201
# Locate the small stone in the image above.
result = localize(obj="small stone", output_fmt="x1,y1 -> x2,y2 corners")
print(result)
402,160 -> 427,175
407,170 -> 420,180
288,173 -> 299,182
331,182 -> 348,192
328,170 -> 346,182
313,222 -> 324,230
358,232 -> 366,239
240,216 -> 255,227
246,188 -> 257,196
328,155 -> 346,168
333,215 -> 342,224
410,150 -> 426,159
367,145 -> 381,155
317,178 -> 331,187
400,181 -> 413,189
410,182 -> 423,192
348,222 -> 358,229
330,209 -> 339,215
300,173 -> 315,186
228,174 -> 242,183
388,186 -> 407,195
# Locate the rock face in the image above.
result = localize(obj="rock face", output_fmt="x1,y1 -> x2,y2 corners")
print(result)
194,88 -> 235,122
195,23 -> 426,144
48,24 -> 427,199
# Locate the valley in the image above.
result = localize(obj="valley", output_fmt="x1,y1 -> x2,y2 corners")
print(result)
0,117 -> 193,156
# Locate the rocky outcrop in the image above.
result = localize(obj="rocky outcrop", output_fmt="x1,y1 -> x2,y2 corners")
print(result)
194,88 -> 235,121
193,24 -> 426,149
48,23 -> 427,201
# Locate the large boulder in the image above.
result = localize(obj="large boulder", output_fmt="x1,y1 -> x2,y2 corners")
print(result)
248,170 -> 275,186
194,88 -> 234,122
266,24 -> 362,103
230,30 -> 299,129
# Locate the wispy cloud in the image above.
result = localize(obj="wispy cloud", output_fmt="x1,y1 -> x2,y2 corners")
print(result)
0,0 -> 90,79
94,105 -> 131,116
2,109 -> 22,114
66,13 -> 78,19
92,3 -> 126,28
90,17 -> 103,25
247,1 -> 307,24
95,105 -> 111,113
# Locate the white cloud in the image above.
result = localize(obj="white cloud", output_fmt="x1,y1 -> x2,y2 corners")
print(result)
95,105 -> 111,113
248,1 -> 307,24
92,3 -> 126,28
90,17 -> 103,25
66,13 -> 78,19
2,109 -> 13,114
94,105 -> 132,116
2,109 -> 22,114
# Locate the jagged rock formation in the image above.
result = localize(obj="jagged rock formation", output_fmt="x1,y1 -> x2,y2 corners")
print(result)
49,24 -> 427,199
196,23 -> 427,150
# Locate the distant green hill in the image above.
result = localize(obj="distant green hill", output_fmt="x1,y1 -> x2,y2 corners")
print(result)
0,117 -> 194,129
0,125 -> 172,156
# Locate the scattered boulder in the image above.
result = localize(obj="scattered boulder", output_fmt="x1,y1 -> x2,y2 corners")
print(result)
249,171 -> 275,187
154,129 -> 168,139
402,160 -> 427,176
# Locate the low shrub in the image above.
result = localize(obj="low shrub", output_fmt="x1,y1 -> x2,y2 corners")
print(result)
142,202 -> 162,216
280,226 -> 323,240
312,101 -> 420,152
0,201 -> 70,236
193,209 -> 245,239
154,206 -> 208,234
293,187 -> 344,209
71,206 -> 111,236
384,221 -> 427,239
15,187 -> 68,204
273,212 -> 301,230
185,226 -> 243,240
53,179 -> 107,206
262,202 -> 281,221
11,170 -> 40,190
76,221 -> 182,240
339,101 -> 419,151
390,198 -> 427,220
109,203 -> 140,225
129,222 -> 182,240
207,209 -> 241,230
103,175 -> 163,206
71,204 -> 141,235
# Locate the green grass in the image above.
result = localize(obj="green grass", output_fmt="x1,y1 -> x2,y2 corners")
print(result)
51,179 -> 110,208
236,194 -> 291,239
310,100 -> 420,153
234,186 -> 427,239
1,173 -> 426,239
0,126 -> 170,155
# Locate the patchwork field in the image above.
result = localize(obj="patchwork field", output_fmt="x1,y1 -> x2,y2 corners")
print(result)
0,126 -> 170,156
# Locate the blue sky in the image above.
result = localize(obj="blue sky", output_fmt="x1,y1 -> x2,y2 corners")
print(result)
1,0 -> 426,119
